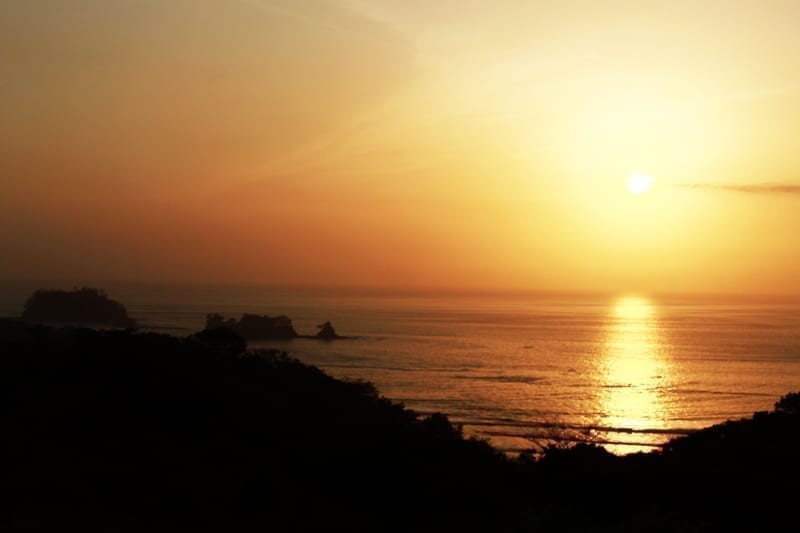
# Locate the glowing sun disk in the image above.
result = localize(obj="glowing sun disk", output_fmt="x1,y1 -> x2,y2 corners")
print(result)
628,174 -> 653,195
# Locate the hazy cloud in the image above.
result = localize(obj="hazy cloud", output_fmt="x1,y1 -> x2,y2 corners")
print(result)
239,0 -> 409,51
679,183 -> 800,194
725,80 -> 800,104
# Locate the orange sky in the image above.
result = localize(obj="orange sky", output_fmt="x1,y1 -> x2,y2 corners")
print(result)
2,0 -> 800,295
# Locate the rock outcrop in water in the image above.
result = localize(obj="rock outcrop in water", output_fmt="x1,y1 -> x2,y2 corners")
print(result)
205,314 -> 351,340
205,313 -> 299,340
315,321 -> 343,340
21,287 -> 136,328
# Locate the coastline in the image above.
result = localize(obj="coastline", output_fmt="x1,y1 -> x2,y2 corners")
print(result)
3,285 -> 798,455
3,319 -> 799,531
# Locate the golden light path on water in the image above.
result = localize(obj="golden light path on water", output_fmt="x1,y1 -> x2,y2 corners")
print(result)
597,296 -> 673,454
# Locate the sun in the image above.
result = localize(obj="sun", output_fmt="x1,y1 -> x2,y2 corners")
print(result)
628,173 -> 653,195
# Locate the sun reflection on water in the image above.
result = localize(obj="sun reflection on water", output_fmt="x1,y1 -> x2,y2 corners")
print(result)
597,296 -> 672,453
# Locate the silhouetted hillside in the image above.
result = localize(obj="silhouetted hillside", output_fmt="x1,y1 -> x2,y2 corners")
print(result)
2,319 -> 799,532
527,393 -> 800,531
21,287 -> 136,328
0,320 -> 521,532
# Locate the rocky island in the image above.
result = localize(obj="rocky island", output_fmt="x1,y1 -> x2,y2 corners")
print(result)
205,313 -> 299,340
21,287 -> 137,328
315,321 -> 346,340
204,314 -> 350,340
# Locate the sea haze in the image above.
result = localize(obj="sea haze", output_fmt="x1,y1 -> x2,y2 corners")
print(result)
2,283 -> 799,454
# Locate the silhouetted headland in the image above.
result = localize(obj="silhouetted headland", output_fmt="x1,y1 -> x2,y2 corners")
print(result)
21,287 -> 136,328
2,318 -> 799,531
0,319 -> 513,532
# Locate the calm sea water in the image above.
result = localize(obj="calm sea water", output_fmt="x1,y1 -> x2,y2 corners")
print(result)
3,283 -> 800,454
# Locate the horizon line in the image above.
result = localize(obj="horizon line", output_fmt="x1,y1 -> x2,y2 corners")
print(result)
2,278 -> 800,302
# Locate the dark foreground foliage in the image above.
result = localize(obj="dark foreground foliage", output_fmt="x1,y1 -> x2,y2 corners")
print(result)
517,392 -> 800,532
0,320 -> 520,532
1,318 -> 799,532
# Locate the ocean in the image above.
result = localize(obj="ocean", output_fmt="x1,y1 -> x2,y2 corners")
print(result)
3,283 -> 800,454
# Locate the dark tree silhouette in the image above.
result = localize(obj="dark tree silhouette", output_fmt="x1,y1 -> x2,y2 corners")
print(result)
775,391 -> 800,414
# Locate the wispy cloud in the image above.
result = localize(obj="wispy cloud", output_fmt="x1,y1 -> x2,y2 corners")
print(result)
725,80 -> 800,104
679,183 -> 800,194
237,0 -> 408,51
